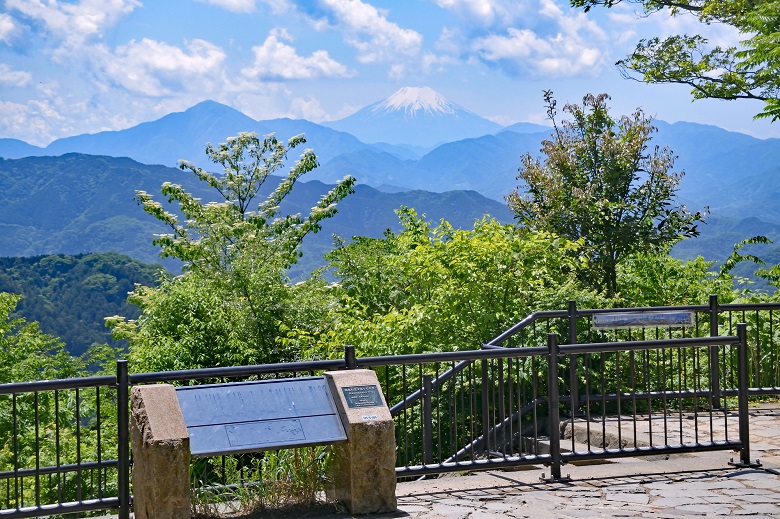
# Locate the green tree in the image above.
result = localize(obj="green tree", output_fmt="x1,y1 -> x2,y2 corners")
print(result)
0,253 -> 163,357
0,292 -> 86,382
572,0 -> 780,121
506,92 -> 704,297
312,208 -> 603,359
110,132 -> 355,371
617,253 -> 736,307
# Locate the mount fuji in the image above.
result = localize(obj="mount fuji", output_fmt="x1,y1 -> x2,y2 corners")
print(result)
323,87 -> 503,148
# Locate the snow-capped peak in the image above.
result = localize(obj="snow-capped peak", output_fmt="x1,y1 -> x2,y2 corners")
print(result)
371,87 -> 458,117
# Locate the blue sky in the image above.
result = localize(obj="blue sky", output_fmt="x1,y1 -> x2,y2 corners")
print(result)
0,0 -> 776,146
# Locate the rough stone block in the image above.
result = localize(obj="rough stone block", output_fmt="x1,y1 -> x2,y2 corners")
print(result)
130,384 -> 191,519
325,369 -> 397,514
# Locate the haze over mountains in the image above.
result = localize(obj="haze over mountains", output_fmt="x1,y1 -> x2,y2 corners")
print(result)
1,86 -> 780,272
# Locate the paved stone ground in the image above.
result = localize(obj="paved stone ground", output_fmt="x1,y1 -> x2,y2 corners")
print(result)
299,403 -> 780,518
104,404 -> 780,518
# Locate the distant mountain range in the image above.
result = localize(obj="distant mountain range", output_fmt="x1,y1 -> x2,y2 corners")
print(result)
1,86 -> 779,273
0,153 -> 512,278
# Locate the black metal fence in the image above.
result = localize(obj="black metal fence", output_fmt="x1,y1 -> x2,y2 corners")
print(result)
0,296 -> 777,518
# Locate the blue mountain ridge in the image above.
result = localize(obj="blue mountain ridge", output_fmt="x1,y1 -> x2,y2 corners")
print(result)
1,96 -> 780,271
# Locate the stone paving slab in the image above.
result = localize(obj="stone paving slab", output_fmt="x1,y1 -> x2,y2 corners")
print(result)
291,404 -> 780,518
98,404 -> 780,518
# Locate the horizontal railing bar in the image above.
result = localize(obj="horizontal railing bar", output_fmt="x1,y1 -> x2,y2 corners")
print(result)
389,335 -> 743,416
561,441 -> 742,462
574,389 -> 735,403
130,359 -> 345,384
0,376 -> 115,395
558,335 -> 739,355
0,498 -> 120,519
577,305 -> 709,316
720,302 -> 780,311
486,310 -> 567,346
396,454 -> 551,477
723,387 -> 780,396
0,460 -> 119,480
358,346 -> 549,368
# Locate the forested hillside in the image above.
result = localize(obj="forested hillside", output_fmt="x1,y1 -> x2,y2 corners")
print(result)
0,252 -> 164,356
0,153 -> 513,278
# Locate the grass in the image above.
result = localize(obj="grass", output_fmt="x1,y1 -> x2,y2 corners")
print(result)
191,447 -> 335,518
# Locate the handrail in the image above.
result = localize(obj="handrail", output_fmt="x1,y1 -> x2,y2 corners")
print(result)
486,310 -> 567,346
357,346 -> 548,368
386,297 -> 780,415
130,358 -> 345,384
388,310 -> 568,415
0,375 -> 115,395
558,334 -> 740,355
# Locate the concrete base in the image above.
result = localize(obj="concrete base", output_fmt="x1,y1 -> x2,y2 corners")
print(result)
130,384 -> 191,519
325,369 -> 397,514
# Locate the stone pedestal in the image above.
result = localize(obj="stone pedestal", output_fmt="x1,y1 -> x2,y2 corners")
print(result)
325,369 -> 397,514
130,384 -> 191,519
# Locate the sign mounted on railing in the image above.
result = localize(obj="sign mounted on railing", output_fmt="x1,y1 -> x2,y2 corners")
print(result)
593,310 -> 695,329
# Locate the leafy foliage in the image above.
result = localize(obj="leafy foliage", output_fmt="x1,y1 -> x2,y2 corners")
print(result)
110,132 -> 355,371
0,252 -> 163,356
571,0 -> 780,120
312,208 -> 604,359
617,252 -> 736,307
0,293 -> 89,382
0,295 -> 119,513
507,92 -> 704,296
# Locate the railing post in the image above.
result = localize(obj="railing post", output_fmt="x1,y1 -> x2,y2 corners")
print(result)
543,334 -> 568,482
116,359 -> 130,519
422,375 -> 433,466
567,300 -> 579,416
344,345 -> 357,369
732,323 -> 761,468
481,360 -> 490,454
709,294 -> 722,409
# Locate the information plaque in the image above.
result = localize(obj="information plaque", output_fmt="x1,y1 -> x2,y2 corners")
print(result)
341,385 -> 383,409
593,311 -> 694,329
176,377 -> 347,457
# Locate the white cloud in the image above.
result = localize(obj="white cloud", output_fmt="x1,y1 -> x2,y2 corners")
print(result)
101,38 -> 227,96
0,100 -> 63,146
473,27 -> 603,78
469,0 -> 607,78
0,14 -> 17,44
421,52 -> 455,73
607,5 -> 741,49
0,63 -> 31,87
242,33 -> 353,80
196,0 -> 258,13
435,0 -> 529,28
288,96 -> 330,121
6,0 -> 140,49
485,113 -> 513,125
197,0 -> 294,14
314,0 -> 423,64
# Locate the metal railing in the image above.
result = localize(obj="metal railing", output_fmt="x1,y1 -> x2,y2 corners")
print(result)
391,296 -> 780,419
0,375 -> 120,519
0,296 -> 777,518
371,327 -> 752,478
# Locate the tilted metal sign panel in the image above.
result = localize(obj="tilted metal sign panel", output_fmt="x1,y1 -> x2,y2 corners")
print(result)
593,311 -> 695,329
176,376 -> 347,457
